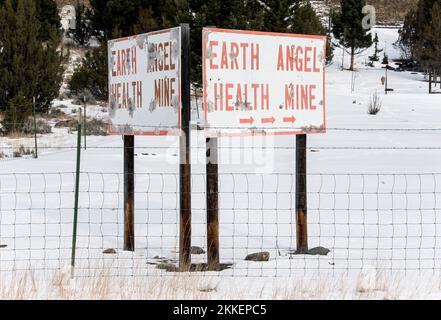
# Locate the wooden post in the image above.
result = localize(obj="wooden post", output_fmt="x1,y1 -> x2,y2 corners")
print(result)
32,97 -> 38,159
83,95 -> 87,150
429,71 -> 432,94
295,134 -> 308,254
179,23 -> 192,271
124,135 -> 135,251
206,137 -> 220,270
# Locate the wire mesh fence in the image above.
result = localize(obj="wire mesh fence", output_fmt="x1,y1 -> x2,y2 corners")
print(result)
1,171 -> 441,277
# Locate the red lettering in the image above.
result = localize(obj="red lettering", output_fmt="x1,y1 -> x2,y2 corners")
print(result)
209,41 -> 218,69
225,83 -> 233,111
304,47 -> 312,72
277,45 -> 284,71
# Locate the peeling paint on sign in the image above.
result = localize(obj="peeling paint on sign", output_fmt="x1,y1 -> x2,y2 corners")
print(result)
108,27 -> 182,136
203,28 -> 326,136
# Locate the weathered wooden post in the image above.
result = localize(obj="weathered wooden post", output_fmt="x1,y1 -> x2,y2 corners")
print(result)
179,23 -> 192,271
295,134 -> 308,254
32,96 -> 38,159
206,137 -> 220,270
124,135 -> 135,251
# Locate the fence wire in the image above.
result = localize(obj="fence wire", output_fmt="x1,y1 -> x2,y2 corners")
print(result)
1,171 -> 441,278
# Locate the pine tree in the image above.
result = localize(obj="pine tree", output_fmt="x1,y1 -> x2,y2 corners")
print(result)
262,0 -> 298,33
0,0 -> 63,123
382,52 -> 389,65
397,7 -> 417,60
399,0 -> 441,91
414,1 -> 441,70
369,33 -> 383,63
289,1 -> 334,64
186,0 -> 265,88
332,0 -> 373,70
2,93 -> 32,134
69,45 -> 108,100
35,0 -> 61,42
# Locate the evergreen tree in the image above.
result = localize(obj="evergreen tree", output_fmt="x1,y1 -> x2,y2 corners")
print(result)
0,0 -> 61,41
68,0 -> 92,47
414,1 -> 441,70
69,45 -> 108,100
332,0 -> 373,70
188,0 -> 265,89
35,0 -> 61,42
289,1 -> 334,64
396,7 -> 417,60
382,52 -> 389,65
2,93 -> 31,134
369,33 -> 383,63
262,0 -> 298,33
399,0 -> 441,91
0,0 -> 64,124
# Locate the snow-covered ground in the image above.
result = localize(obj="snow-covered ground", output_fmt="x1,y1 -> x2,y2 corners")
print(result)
1,27 -> 441,299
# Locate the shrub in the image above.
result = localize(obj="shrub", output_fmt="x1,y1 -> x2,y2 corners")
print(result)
49,108 -> 66,118
367,93 -> 382,115
13,145 -> 32,158
2,94 -> 32,134
22,118 -> 52,135
84,119 -> 108,136
69,46 -> 108,101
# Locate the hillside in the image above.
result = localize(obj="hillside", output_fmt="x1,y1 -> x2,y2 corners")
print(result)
325,0 -> 415,25
56,0 -> 412,25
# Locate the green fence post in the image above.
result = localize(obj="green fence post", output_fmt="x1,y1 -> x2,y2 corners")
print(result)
71,108 -> 82,278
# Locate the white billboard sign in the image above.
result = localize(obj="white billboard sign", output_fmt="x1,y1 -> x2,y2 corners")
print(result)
108,27 -> 181,135
203,28 -> 326,136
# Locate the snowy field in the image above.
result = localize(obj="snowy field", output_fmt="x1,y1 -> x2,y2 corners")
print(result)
1,27 -> 441,299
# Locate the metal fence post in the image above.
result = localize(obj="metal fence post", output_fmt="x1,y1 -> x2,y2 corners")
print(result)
71,108 -> 82,278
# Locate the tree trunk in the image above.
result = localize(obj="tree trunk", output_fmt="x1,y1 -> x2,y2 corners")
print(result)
429,71 -> 432,94
350,46 -> 355,71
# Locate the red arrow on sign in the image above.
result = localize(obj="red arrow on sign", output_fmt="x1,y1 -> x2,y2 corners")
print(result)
240,117 -> 254,124
283,116 -> 297,124
261,117 -> 276,124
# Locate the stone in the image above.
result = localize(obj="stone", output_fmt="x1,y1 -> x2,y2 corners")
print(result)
307,247 -> 330,256
54,119 -> 78,129
102,248 -> 117,254
156,263 -> 178,272
245,252 -> 270,262
190,246 -> 205,255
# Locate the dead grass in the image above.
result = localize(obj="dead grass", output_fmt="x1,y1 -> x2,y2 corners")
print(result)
1,268 -> 440,300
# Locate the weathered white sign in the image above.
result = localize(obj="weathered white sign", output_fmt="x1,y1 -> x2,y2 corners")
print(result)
203,28 -> 326,136
108,27 -> 181,135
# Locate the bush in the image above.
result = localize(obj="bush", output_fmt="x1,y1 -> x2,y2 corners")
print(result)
367,93 -> 382,115
84,119 -> 108,136
22,118 -> 52,135
2,94 -> 32,134
69,46 -> 108,101
49,108 -> 66,118
13,145 -> 32,158
72,92 -> 97,105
